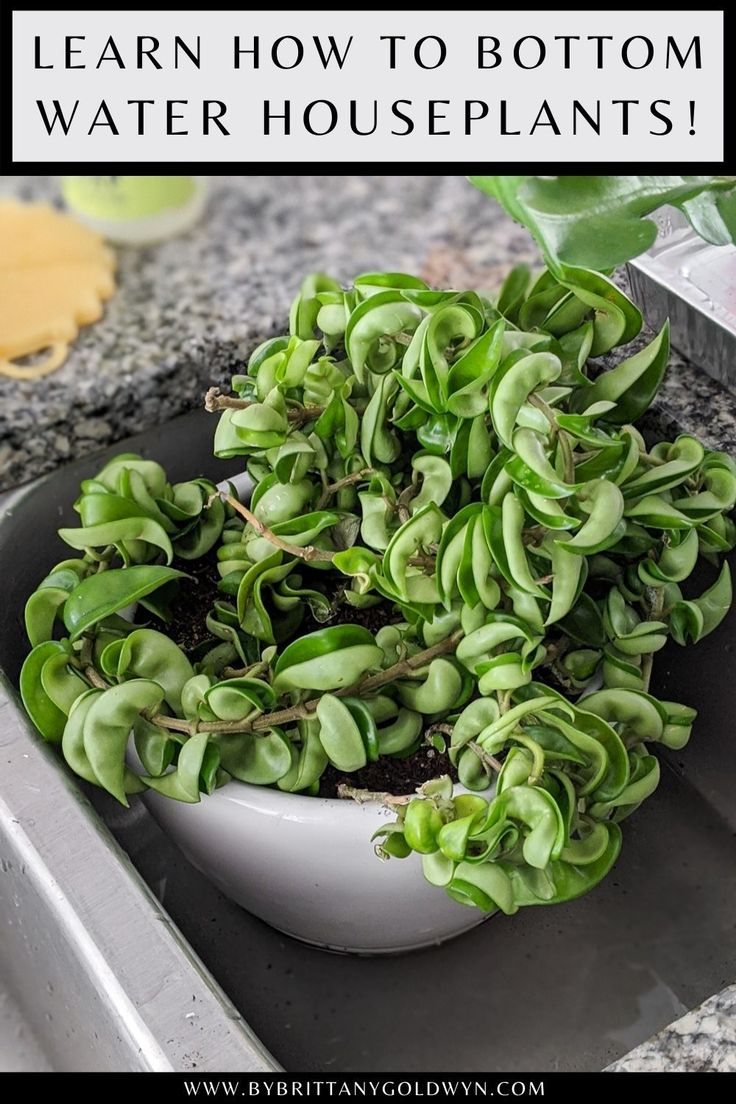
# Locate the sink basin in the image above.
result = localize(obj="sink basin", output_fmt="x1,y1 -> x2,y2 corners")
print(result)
1,408 -> 735,1072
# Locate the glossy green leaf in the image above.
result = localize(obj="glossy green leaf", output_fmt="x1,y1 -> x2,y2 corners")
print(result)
273,625 -> 383,693
144,733 -> 220,802
20,261 -> 734,924
560,480 -> 624,555
316,694 -> 368,772
345,291 -> 423,382
217,728 -> 292,786
669,562 -> 732,644
490,351 -> 562,449
83,680 -> 164,805
63,565 -> 186,641
469,176 -> 736,271
20,641 -> 70,743
575,323 -> 669,424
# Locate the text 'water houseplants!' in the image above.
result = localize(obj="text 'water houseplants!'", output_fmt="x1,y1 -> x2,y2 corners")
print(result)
20,262 -> 736,950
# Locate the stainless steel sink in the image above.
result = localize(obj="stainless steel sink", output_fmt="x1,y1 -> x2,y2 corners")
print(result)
1,410 -> 735,1072
628,208 -> 736,395
0,983 -> 52,1072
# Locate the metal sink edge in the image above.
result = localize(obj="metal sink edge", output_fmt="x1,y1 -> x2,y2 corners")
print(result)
0,420 -> 278,1073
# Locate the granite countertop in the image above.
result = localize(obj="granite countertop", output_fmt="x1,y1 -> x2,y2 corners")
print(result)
0,175 -> 540,490
4,174 -> 736,491
606,986 -> 736,1072
1,174 -> 735,1072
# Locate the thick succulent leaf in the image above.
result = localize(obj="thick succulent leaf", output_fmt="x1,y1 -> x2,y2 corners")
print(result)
573,323 -> 670,423
273,626 -> 383,692
469,176 -> 736,271
316,694 -> 368,772
113,628 -> 195,714
63,565 -> 186,640
82,680 -> 165,805
19,260 -> 735,922
20,641 -> 70,743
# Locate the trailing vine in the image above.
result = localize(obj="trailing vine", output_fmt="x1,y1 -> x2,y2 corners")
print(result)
20,264 -> 736,916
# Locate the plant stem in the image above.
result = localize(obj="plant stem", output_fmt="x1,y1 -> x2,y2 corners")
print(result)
215,492 -> 335,563
557,430 -> 576,485
522,526 -> 547,547
497,689 -> 512,715
407,553 -> 437,571
640,585 -> 666,693
316,467 -> 375,510
204,387 -> 324,425
144,712 -> 193,735
83,665 -> 108,690
356,630 -> 463,696
528,393 -> 575,483
221,659 -> 270,680
640,656 -> 654,694
86,630 -> 466,740
246,702 -> 314,730
336,783 -> 412,806
468,741 -> 503,774
543,635 -> 570,666
425,722 -> 454,741
511,733 -> 546,785
528,393 -> 558,429
639,451 -> 666,467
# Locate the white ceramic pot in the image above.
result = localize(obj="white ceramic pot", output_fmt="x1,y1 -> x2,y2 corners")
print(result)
142,781 -> 488,954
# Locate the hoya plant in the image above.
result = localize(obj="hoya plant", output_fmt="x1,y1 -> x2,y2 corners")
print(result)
469,175 -> 736,274
20,264 -> 736,919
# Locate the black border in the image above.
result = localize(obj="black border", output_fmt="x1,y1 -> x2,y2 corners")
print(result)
1,1071 -> 736,1085
2,6 -> 732,173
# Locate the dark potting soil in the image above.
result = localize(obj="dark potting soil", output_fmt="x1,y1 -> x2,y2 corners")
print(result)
164,553 -> 223,651
319,744 -> 459,798
145,554 -> 455,795
299,592 -> 402,636
161,557 -> 401,650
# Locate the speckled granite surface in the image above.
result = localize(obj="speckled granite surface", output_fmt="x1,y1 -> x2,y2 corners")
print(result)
0,174 -> 537,490
3,174 -> 736,492
607,985 -> 736,1072
2,174 -> 736,1071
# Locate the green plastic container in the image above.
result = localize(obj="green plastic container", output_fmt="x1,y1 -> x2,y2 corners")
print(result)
61,176 -> 209,245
